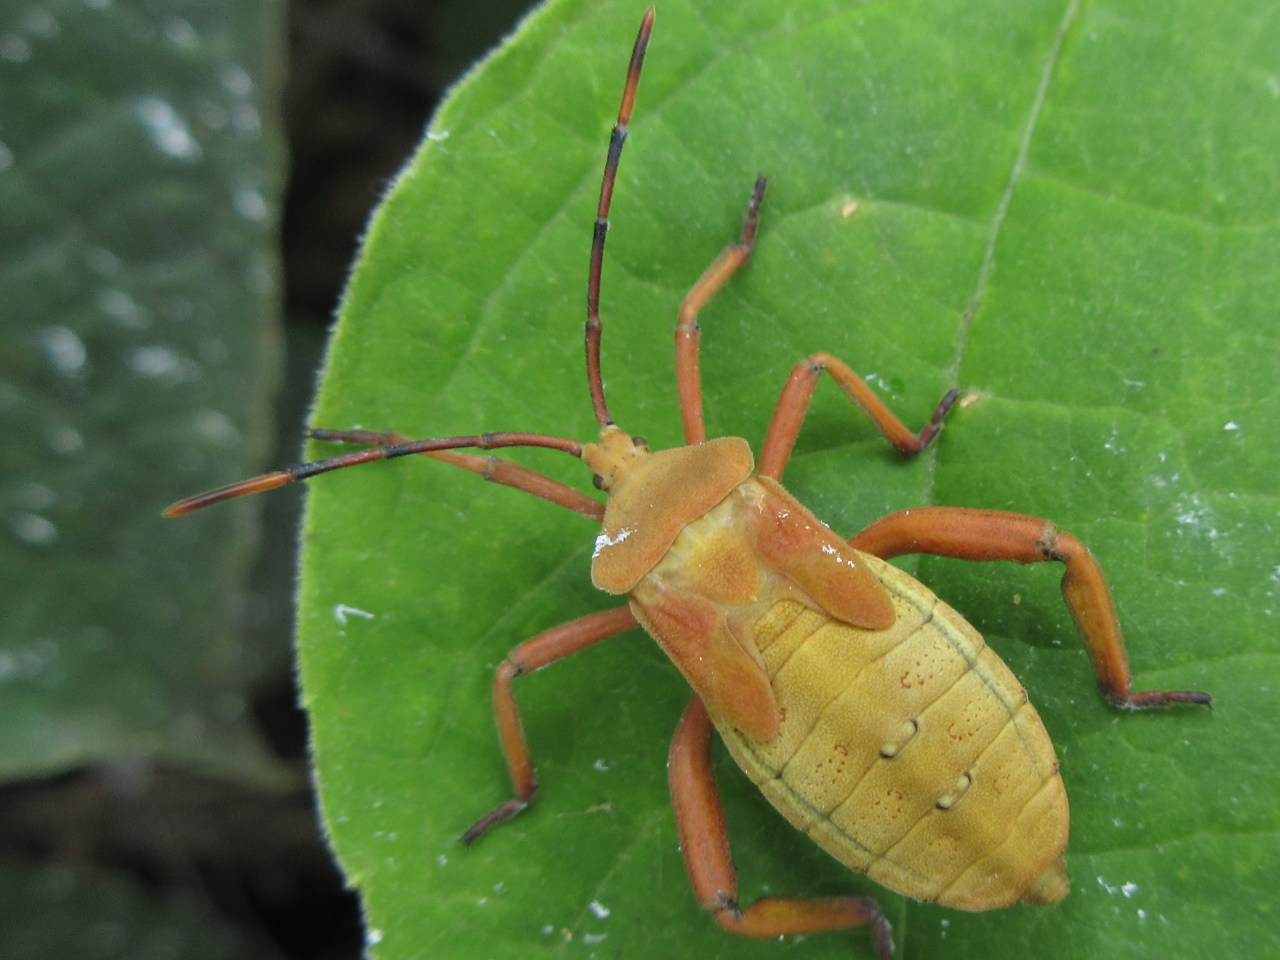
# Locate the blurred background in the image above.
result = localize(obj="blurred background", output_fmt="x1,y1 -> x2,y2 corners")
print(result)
1,0 -> 537,955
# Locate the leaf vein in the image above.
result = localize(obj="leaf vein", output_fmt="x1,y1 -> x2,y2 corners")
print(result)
947,0 -> 1083,382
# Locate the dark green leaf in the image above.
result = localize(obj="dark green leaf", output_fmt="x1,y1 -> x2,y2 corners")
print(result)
0,0 -> 286,780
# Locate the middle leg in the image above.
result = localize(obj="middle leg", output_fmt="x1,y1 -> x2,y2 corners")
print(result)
463,605 -> 637,844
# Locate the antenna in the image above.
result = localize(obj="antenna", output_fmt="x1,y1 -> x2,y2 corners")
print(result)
162,432 -> 584,516
585,7 -> 655,427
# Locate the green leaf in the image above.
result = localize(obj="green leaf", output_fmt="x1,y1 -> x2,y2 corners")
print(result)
300,0 -> 1280,957
0,0 -> 286,780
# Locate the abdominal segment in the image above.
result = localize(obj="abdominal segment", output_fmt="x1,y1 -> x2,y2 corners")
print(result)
630,479 -> 1067,910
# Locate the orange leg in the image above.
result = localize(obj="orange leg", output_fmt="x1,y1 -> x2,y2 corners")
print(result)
308,429 -> 604,521
463,606 -> 637,844
850,507 -> 1212,709
759,355 -> 958,480
668,696 -> 894,959
676,177 -> 767,445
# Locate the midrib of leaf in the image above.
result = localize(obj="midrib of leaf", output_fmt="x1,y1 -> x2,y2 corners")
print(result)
952,0 -> 1082,348
928,0 -> 1082,510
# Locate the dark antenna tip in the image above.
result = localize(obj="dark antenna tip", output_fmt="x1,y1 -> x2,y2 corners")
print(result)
162,471 -> 293,517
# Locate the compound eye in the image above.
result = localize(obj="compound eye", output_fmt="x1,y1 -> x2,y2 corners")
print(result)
592,473 -> 605,490
632,435 -> 648,450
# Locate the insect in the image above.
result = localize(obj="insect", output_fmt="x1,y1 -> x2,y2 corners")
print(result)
166,9 -> 1211,957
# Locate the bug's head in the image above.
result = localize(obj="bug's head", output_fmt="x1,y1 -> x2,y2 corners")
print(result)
582,425 -> 649,492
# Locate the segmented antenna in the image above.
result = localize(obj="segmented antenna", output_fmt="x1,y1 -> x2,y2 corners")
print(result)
585,7 -> 655,428
162,432 -> 584,516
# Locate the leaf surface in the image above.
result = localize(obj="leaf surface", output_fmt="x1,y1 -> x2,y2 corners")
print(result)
300,1 -> 1280,956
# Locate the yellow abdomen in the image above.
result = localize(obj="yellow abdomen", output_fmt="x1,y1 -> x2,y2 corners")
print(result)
715,553 -> 1068,910
629,478 -> 1070,910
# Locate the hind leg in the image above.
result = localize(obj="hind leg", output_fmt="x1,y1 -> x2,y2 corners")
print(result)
850,507 -> 1211,709
668,695 -> 894,958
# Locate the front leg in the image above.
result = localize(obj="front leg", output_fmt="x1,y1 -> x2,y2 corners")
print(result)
849,507 -> 1211,709
675,177 -> 768,445
463,606 -> 636,843
759,354 -> 958,480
